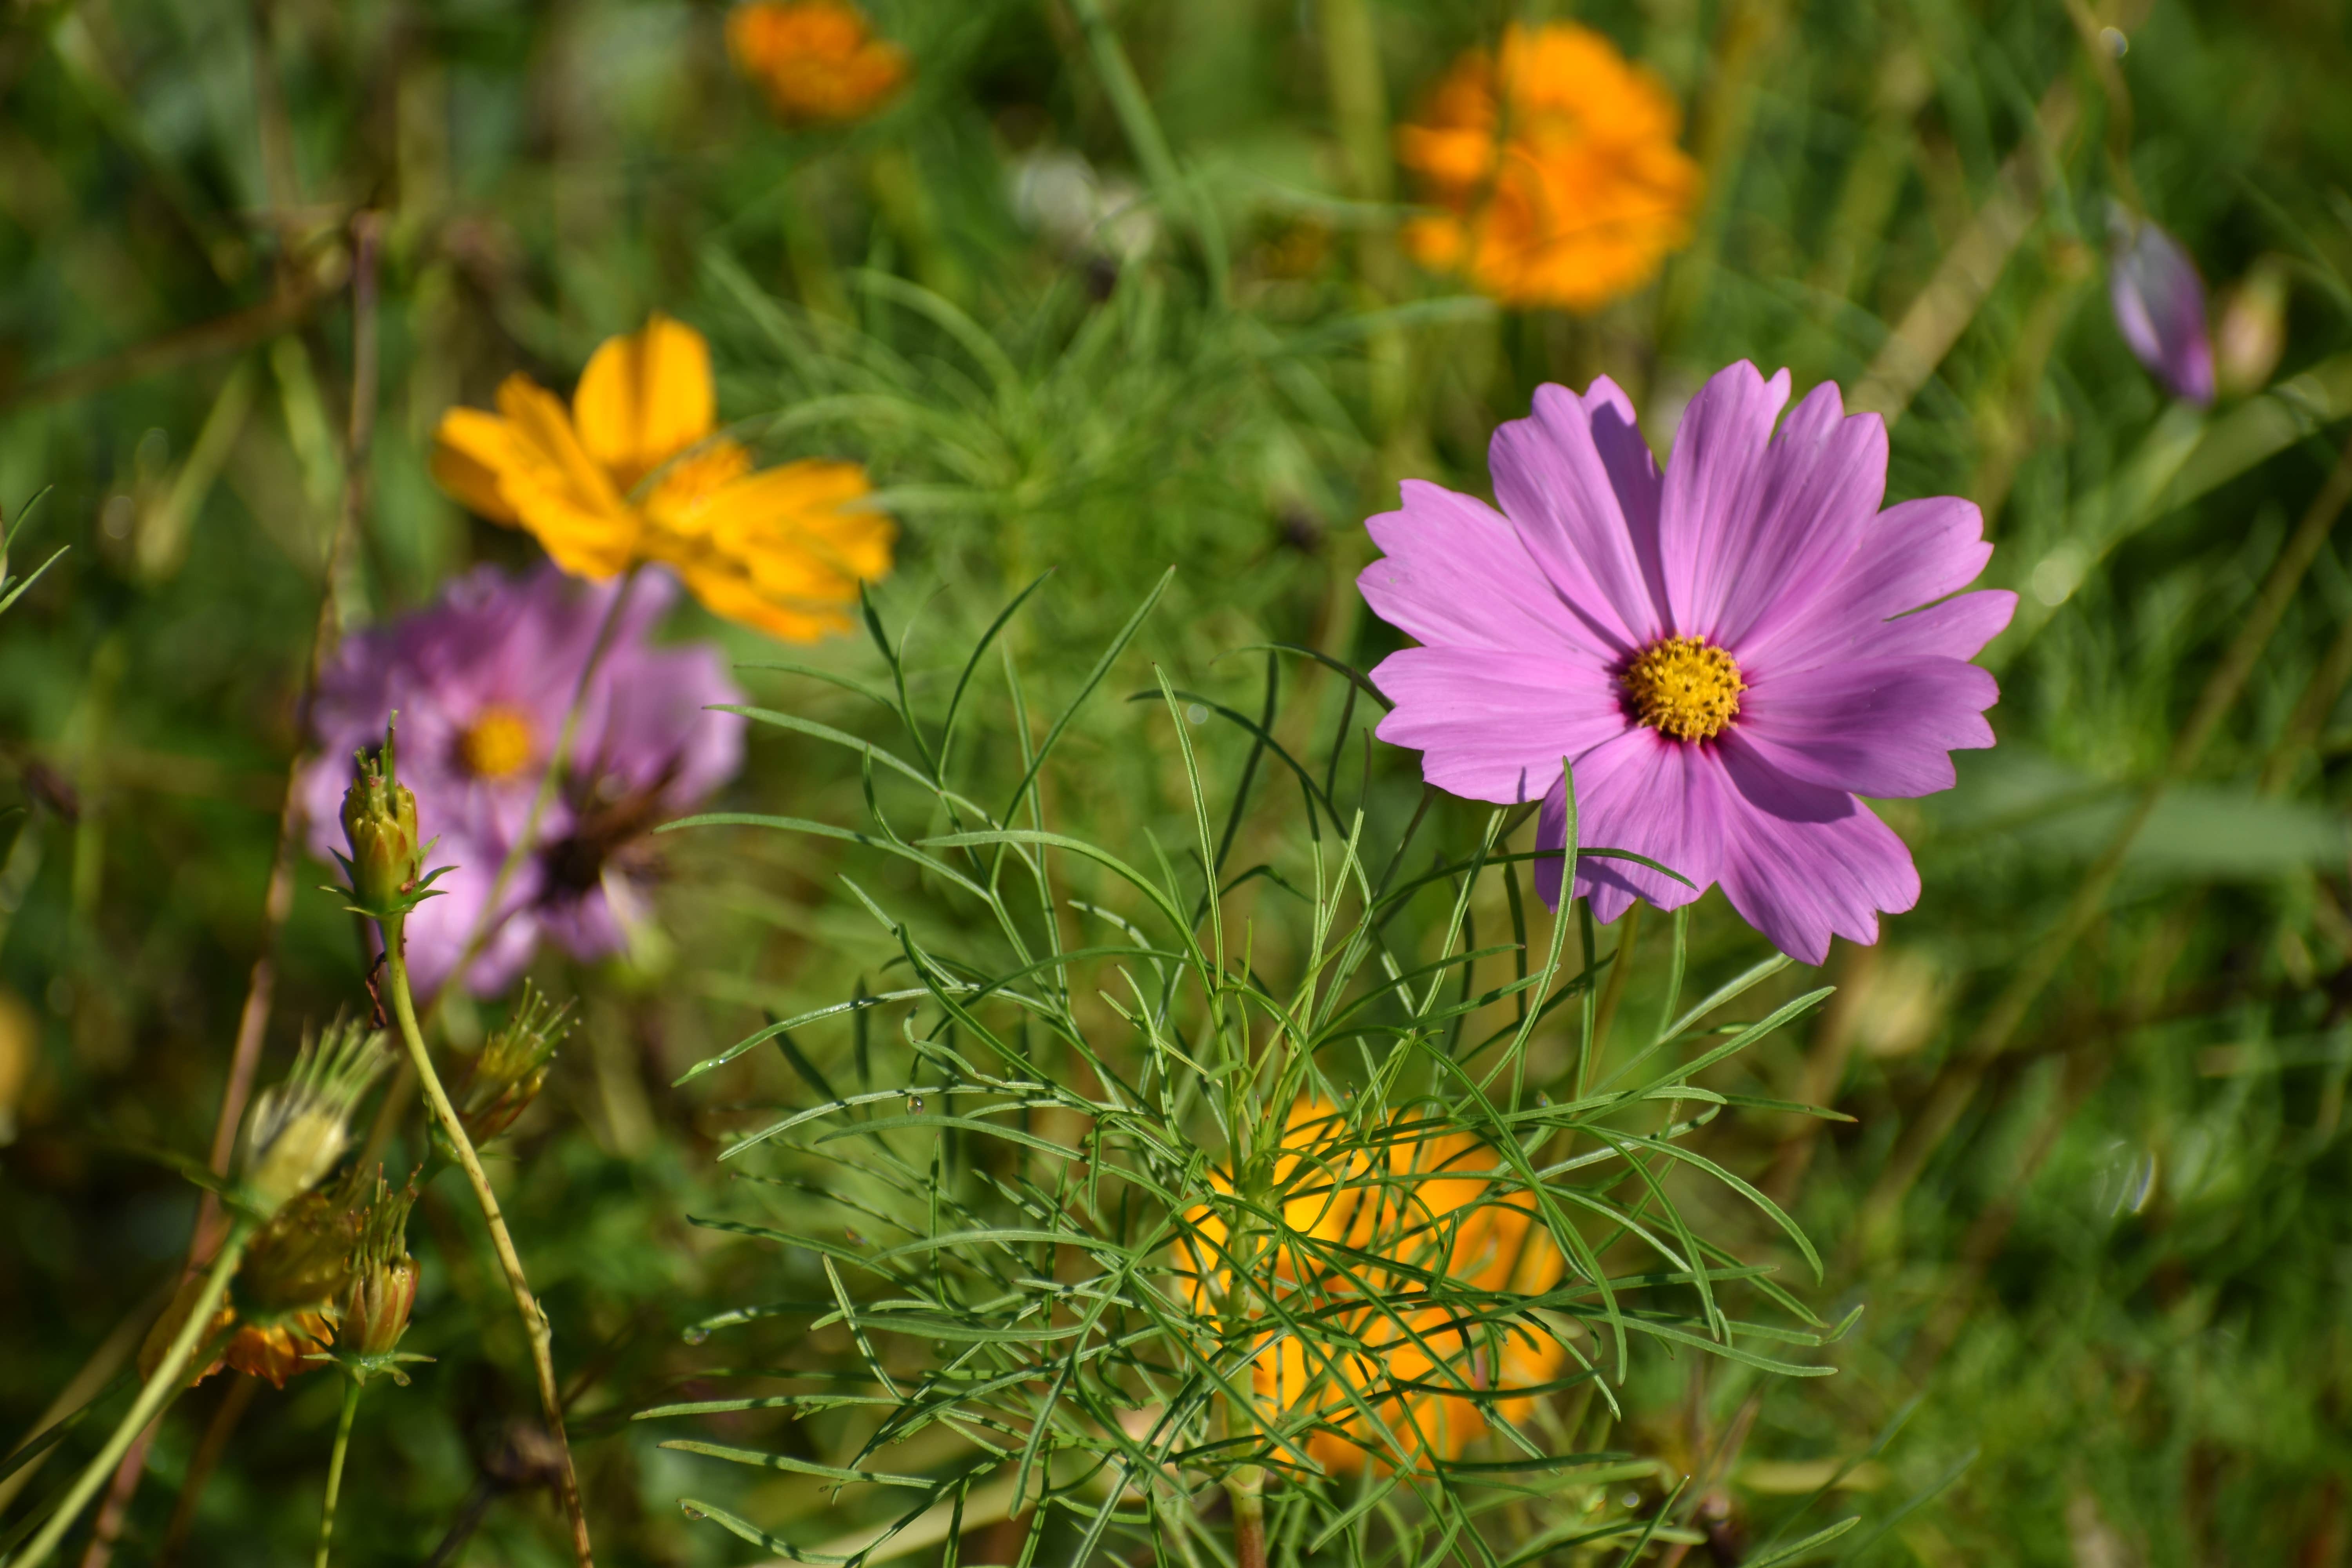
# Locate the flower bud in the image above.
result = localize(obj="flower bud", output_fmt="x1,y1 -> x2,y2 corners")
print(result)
339,720 -> 424,916
238,1019 -> 390,1217
2107,205 -> 2214,406
456,982 -> 571,1147
341,1170 -> 420,1357
2214,256 -> 2289,400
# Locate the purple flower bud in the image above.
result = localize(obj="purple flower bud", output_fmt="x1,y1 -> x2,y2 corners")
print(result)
2108,209 -> 2215,406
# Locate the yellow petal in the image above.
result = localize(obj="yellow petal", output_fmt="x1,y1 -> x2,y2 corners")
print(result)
430,406 -> 525,526
492,374 -> 643,579
646,458 -> 894,639
572,314 -> 717,495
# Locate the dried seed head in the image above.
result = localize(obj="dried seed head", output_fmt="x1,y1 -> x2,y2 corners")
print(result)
239,1019 -> 390,1217
457,982 -> 571,1147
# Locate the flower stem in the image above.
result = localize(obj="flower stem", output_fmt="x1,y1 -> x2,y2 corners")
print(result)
1225,1465 -> 1268,1568
381,922 -> 594,1566
314,1377 -> 361,1568
15,1223 -> 252,1568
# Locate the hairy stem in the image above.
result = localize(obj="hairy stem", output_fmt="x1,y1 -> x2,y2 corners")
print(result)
17,1225 -> 252,1567
314,1378 -> 361,1568
381,923 -> 594,1566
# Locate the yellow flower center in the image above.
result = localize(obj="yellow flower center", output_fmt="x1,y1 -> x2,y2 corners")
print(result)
458,706 -> 535,780
1623,635 -> 1744,742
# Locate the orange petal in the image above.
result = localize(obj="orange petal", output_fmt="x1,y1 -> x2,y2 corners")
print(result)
494,374 -> 643,579
572,313 -> 717,495
430,406 -> 525,526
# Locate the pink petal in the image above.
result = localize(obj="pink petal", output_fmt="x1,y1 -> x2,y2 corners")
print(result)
1709,382 -> 1889,651
1372,647 -> 1629,804
1737,656 -> 1998,798
1854,590 -> 2018,662
1490,379 -> 1668,653
1657,362 -> 1792,633
1713,739 -> 1921,964
1535,728 -> 1728,915
1361,481 -> 1617,664
1742,497 -> 1996,675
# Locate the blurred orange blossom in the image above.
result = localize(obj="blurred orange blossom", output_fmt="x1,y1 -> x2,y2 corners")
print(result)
431,315 -> 894,642
1396,24 -> 1700,312
1180,1098 -> 1568,1475
727,1 -> 909,126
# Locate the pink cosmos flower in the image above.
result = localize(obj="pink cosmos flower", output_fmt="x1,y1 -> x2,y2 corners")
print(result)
302,564 -> 746,997
1358,362 -> 2015,965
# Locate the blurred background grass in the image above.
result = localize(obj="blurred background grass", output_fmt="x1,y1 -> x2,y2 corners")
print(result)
4,0 -> 2352,1561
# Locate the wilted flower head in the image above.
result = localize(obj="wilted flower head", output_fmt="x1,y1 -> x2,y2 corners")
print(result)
138,1175 -> 368,1392
728,1 -> 908,125
456,982 -> 571,1146
2108,207 -> 2215,405
302,564 -> 747,998
238,1185 -> 363,1319
225,1185 -> 359,1387
238,1020 -> 390,1216
341,1171 -> 421,1363
1360,363 -> 2015,964
1181,1099 -> 1565,1474
432,314 -> 895,641
1397,24 -> 1700,311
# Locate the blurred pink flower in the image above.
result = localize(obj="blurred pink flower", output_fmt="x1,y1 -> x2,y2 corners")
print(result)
2109,209 -> 2215,406
1359,363 -> 2014,965
303,564 -> 745,996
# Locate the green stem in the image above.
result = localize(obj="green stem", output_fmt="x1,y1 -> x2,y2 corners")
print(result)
16,1224 -> 253,1567
380,925 -> 594,1567
314,1377 -> 361,1568
1225,1465 -> 1267,1568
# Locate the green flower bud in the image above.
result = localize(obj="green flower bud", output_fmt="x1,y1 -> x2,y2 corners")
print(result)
456,982 -> 572,1147
339,719 -> 424,916
341,1170 -> 420,1358
238,1019 -> 390,1217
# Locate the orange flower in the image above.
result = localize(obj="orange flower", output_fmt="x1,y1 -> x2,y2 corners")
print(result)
728,2 -> 908,125
1182,1098 -> 1567,1475
431,315 -> 894,642
1396,24 -> 1700,312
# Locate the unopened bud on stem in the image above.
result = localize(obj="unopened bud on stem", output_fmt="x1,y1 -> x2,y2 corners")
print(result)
342,1170 -> 421,1361
333,716 -> 449,921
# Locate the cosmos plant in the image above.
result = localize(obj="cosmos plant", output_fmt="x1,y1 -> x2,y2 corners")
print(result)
644,555 -> 1866,1567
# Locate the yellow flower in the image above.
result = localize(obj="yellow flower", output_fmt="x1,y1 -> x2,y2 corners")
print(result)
728,1 -> 909,126
1181,1098 -> 1566,1475
431,315 -> 894,642
1396,24 -> 1700,312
